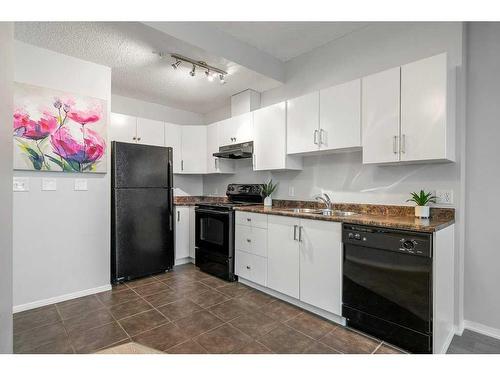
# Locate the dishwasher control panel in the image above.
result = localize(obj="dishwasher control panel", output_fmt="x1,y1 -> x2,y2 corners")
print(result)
342,224 -> 432,257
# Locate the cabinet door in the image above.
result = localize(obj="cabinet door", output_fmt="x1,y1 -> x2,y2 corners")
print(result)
175,206 -> 190,260
267,215 -> 300,299
287,92 -> 320,154
207,123 -> 234,174
253,102 -> 287,170
109,113 -> 137,143
219,112 -> 253,146
401,53 -> 448,162
181,126 -> 207,174
189,206 -> 195,259
320,79 -> 361,151
164,123 -> 182,174
299,219 -> 342,315
136,118 -> 165,146
362,67 -> 401,164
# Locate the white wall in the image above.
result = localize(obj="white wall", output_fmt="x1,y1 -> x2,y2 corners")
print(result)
111,94 -> 204,196
13,42 -> 112,310
464,23 -> 500,332
0,23 -> 14,354
112,94 -> 205,125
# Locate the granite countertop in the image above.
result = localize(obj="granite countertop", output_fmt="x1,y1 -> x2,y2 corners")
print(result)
234,201 -> 455,233
173,196 -> 228,206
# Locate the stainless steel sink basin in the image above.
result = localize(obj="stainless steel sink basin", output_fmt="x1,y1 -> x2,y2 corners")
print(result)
281,208 -> 359,217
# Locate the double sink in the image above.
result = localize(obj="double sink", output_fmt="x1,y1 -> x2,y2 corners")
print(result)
280,207 -> 359,217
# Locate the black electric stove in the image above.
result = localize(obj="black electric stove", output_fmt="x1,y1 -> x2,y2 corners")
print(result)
194,184 -> 264,281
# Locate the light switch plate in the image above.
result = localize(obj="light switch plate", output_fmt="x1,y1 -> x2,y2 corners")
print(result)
74,179 -> 88,191
436,190 -> 453,205
42,178 -> 57,191
13,177 -> 29,192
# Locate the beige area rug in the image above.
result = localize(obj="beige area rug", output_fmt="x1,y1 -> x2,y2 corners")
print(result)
97,342 -> 163,354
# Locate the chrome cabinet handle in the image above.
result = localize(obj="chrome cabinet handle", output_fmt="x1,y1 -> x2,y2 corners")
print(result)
393,136 -> 398,154
181,160 -> 184,171
246,265 -> 251,270
401,134 -> 406,154
298,226 -> 303,242
246,238 -> 251,243
177,211 -> 180,222
132,136 -> 137,141
319,129 -> 325,145
313,130 -> 319,145
293,225 -> 298,241
137,137 -> 141,141
246,218 -> 251,222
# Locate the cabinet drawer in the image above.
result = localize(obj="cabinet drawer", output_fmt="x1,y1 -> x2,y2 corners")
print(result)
235,225 -> 268,257
235,250 -> 267,287
235,212 -> 268,229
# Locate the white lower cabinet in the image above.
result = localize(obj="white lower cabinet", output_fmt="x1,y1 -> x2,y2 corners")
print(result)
174,206 -> 190,261
241,213 -> 342,316
267,215 -> 301,299
299,219 -> 342,315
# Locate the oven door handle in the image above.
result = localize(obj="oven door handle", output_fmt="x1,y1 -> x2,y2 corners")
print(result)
195,208 -> 231,215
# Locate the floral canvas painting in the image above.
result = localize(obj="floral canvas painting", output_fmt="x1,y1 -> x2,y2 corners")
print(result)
13,83 -> 107,173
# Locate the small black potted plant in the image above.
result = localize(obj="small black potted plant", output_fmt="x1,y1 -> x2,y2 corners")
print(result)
407,190 -> 437,218
262,180 -> 278,207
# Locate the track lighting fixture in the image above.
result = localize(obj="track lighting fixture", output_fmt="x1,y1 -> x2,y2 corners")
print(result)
171,60 -> 181,69
157,52 -> 228,84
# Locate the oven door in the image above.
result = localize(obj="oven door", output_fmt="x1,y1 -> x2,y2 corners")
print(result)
195,208 -> 233,258
343,244 -> 432,334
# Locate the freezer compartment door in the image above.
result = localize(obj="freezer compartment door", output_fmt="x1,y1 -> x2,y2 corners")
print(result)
112,141 -> 172,188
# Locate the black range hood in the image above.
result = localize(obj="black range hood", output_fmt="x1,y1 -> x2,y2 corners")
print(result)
213,141 -> 253,159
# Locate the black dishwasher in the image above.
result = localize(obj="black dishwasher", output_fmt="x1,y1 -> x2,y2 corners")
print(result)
342,224 -> 433,354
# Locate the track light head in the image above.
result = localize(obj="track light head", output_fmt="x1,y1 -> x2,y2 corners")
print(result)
190,65 -> 196,77
206,70 -> 215,82
171,60 -> 181,70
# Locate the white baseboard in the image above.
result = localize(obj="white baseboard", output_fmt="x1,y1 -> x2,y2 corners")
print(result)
239,278 -> 345,326
440,326 -> 458,354
463,320 -> 500,341
13,284 -> 111,313
174,257 -> 194,266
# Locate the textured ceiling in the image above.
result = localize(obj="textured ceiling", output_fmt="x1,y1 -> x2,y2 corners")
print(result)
211,22 -> 369,62
14,22 -> 281,114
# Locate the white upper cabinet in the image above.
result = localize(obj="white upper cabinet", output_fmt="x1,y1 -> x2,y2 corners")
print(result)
180,126 -> 207,174
362,67 -> 402,164
287,92 -> 320,154
164,122 -> 182,174
218,112 -> 253,146
299,219 -> 342,315
362,53 -> 455,164
253,102 -> 302,171
400,53 -> 454,162
136,118 -> 165,147
319,79 -> 361,151
109,113 -> 137,144
206,123 -> 234,174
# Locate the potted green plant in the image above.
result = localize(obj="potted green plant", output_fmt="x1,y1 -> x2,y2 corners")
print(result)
407,190 -> 437,218
262,180 -> 278,207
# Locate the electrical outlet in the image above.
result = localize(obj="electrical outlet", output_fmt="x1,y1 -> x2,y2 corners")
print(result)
436,190 -> 453,205
74,179 -> 88,191
42,178 -> 57,191
13,177 -> 29,192
288,186 -> 295,197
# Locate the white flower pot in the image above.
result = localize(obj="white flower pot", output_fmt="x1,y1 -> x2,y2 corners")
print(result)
264,196 -> 272,207
415,205 -> 430,219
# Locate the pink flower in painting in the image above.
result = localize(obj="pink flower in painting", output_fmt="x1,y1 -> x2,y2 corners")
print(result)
13,111 -> 58,140
51,127 -> 105,169
67,108 -> 101,125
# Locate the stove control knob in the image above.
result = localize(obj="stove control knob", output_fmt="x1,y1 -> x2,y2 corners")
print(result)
348,233 -> 354,239
354,233 -> 361,240
402,240 -> 415,250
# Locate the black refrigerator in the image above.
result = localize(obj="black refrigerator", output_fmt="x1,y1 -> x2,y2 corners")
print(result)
111,141 -> 174,283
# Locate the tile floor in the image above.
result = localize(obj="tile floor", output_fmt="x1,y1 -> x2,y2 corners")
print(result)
13,264 -> 405,354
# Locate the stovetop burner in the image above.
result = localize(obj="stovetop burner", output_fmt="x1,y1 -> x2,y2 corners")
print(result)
196,184 -> 264,211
